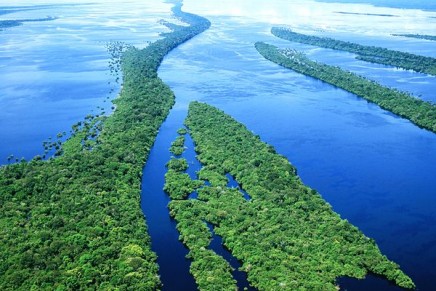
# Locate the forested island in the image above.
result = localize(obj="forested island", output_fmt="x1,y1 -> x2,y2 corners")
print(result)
255,42 -> 436,133
0,3 -> 210,289
271,27 -> 436,76
164,101 -> 415,290
0,17 -> 57,30
392,34 -> 436,41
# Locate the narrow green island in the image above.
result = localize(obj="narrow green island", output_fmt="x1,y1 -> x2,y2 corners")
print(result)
271,27 -> 436,76
0,17 -> 57,30
255,42 -> 436,133
164,101 -> 415,290
0,4 -> 209,290
392,34 -> 436,41
335,11 -> 398,17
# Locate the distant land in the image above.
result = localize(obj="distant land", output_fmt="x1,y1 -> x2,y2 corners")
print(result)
393,34 -> 436,41
335,11 -> 398,17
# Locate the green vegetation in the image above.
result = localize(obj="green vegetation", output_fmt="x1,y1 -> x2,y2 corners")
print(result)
271,27 -> 436,76
255,42 -> 436,133
169,135 -> 185,156
393,34 -> 436,41
165,155 -> 237,290
0,4 -> 210,290
164,101 -> 415,290
0,20 -> 22,29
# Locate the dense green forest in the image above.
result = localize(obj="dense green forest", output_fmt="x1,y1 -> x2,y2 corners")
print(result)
392,34 -> 436,41
0,4 -> 210,290
255,42 -> 436,133
164,101 -> 415,290
165,131 -> 237,290
271,27 -> 436,76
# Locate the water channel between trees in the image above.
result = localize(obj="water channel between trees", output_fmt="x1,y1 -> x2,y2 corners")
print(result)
141,12 -> 436,290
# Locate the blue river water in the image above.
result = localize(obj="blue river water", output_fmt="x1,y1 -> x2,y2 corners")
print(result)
154,6 -> 436,289
1,1 -> 436,290
185,133 -> 254,289
0,1 -> 173,163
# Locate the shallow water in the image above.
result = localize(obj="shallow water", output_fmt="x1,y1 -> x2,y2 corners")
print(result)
0,1 -> 173,163
140,108 -> 197,291
184,133 -> 253,289
315,0 -> 436,11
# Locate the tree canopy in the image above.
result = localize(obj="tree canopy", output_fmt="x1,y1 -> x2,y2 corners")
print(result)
255,41 -> 436,133
163,101 -> 415,290
0,4 -> 210,290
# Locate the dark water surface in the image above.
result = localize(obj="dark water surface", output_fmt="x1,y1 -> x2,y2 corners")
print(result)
155,13 -> 436,290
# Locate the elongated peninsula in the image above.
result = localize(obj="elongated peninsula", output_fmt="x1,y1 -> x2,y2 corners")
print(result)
272,27 -> 436,76
164,101 -> 415,290
255,42 -> 436,133
392,34 -> 436,41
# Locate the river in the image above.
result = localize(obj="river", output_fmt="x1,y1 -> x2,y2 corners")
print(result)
1,0 -> 436,290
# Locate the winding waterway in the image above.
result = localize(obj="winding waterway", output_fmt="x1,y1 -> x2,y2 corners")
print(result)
2,0 -> 436,290
140,108 -> 196,291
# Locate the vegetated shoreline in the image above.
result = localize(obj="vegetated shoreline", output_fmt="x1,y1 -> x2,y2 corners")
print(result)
165,131 -> 254,290
255,42 -> 436,133
392,34 -> 436,41
164,101 -> 415,290
271,27 -> 436,76
0,3 -> 210,290
165,131 -> 239,290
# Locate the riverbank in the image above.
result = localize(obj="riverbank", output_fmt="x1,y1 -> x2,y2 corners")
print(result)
255,41 -> 436,133
0,3 -> 210,289
163,101 -> 414,290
